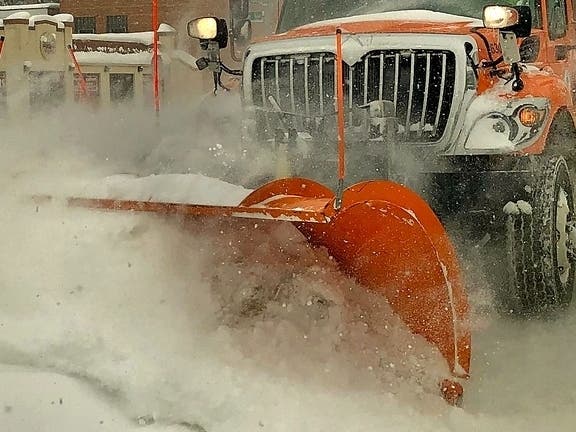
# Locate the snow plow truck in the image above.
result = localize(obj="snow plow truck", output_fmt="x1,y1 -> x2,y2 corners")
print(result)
187,0 -> 576,317
70,0 -> 576,404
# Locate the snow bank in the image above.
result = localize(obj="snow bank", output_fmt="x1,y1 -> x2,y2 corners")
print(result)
0,366 -> 185,431
82,173 -> 251,206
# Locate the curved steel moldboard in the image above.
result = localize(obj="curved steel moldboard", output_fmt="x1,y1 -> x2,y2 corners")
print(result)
297,180 -> 471,378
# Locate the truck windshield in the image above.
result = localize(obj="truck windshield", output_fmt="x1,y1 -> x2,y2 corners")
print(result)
277,0 -> 537,32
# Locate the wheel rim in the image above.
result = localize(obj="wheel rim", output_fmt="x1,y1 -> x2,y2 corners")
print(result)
556,187 -> 573,286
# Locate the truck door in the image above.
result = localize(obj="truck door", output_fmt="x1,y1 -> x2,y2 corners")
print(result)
544,0 -> 576,105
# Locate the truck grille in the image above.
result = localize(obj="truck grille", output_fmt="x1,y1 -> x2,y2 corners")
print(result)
251,50 -> 457,143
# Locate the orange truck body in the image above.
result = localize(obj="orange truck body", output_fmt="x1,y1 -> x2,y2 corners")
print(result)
244,2 -> 576,160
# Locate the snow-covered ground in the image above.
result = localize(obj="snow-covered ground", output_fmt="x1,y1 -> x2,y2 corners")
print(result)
1,106 -> 575,431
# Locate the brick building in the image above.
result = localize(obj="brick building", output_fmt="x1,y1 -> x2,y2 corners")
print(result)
59,0 -> 281,37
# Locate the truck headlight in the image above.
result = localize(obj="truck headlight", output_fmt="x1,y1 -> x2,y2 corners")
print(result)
464,98 -> 549,152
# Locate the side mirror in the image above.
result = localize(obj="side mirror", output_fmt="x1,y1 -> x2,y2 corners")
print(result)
230,0 -> 249,21
483,5 -> 532,38
229,0 -> 251,62
187,17 -> 229,49
233,19 -> 253,45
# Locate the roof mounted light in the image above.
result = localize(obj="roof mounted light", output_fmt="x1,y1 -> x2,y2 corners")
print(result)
483,6 -> 519,29
187,17 -> 229,48
483,5 -> 532,37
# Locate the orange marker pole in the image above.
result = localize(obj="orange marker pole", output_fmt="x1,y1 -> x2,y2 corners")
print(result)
334,28 -> 346,210
0,36 -> 4,57
152,0 -> 160,116
67,44 -> 89,101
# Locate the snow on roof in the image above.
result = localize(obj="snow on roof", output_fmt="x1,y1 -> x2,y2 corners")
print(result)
0,3 -> 59,12
1,11 -> 73,28
30,13 -> 73,26
74,25 -> 175,45
4,11 -> 30,19
74,31 -> 154,45
74,51 -> 153,66
301,10 -> 483,28
158,23 -> 176,33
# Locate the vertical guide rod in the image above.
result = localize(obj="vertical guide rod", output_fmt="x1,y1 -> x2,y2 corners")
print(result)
334,28 -> 346,210
152,0 -> 160,116
67,44 -> 89,101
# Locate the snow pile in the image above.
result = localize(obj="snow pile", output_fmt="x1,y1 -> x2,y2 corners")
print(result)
0,366 -> 185,431
81,173 -> 251,206
503,200 -> 533,215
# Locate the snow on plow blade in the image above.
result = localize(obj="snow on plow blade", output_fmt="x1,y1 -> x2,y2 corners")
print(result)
69,177 -> 470,383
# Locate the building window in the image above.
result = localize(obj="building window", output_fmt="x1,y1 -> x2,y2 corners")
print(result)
106,15 -> 128,33
75,17 -> 96,34
110,73 -> 134,103
74,73 -> 100,103
29,71 -> 65,112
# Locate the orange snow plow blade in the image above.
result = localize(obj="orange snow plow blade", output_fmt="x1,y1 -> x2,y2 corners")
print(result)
68,177 -> 471,382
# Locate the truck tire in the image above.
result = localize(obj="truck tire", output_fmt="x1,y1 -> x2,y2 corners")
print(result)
505,155 -> 575,316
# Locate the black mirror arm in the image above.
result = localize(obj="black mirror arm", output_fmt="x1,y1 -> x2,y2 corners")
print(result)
511,63 -> 524,91
220,62 -> 243,76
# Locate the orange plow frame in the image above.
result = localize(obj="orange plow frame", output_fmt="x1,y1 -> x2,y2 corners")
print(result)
69,178 -> 471,382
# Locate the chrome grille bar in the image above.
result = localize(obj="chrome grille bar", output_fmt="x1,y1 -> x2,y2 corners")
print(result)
405,53 -> 415,135
304,57 -> 310,116
319,55 -> 324,115
418,53 -> 432,137
364,55 -> 369,105
393,53 -> 400,115
260,59 -> 266,109
433,53 -> 448,136
378,53 -> 384,102
274,59 -> 280,103
289,58 -> 296,112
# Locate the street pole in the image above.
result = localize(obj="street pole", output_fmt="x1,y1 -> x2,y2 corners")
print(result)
152,0 -> 160,116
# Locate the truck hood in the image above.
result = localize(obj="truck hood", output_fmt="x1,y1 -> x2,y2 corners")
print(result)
262,10 -> 484,42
